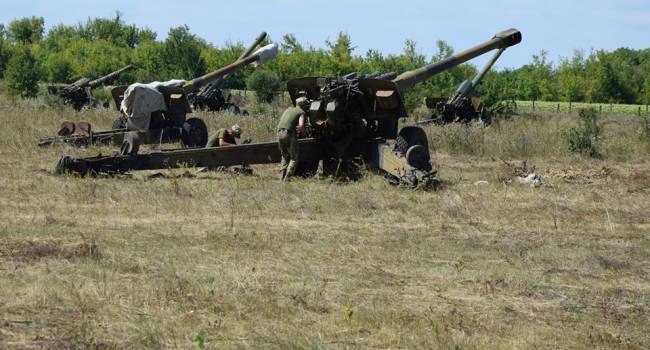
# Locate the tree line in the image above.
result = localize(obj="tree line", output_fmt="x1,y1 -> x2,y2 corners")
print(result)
0,14 -> 648,109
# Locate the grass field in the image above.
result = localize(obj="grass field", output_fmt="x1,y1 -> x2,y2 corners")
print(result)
516,100 -> 650,115
0,97 -> 649,349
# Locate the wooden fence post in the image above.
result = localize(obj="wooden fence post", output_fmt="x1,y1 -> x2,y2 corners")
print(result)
599,105 -> 603,115
609,103 -> 613,112
639,106 -> 642,117
557,103 -> 560,113
532,100 -> 535,111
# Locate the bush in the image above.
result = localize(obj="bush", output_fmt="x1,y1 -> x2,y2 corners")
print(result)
4,45 -> 40,99
246,70 -> 281,103
0,43 -> 10,79
565,108 -> 601,157
7,17 -> 44,44
91,87 -> 113,108
44,54 -> 73,83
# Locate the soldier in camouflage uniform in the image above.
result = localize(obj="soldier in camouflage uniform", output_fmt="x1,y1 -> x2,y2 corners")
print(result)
277,97 -> 308,180
206,124 -> 243,147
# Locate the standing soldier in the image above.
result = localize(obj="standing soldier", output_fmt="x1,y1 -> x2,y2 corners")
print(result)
277,97 -> 308,180
206,124 -> 243,147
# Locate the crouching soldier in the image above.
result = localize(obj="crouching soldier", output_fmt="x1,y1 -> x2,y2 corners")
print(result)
277,97 -> 308,180
206,124 -> 243,147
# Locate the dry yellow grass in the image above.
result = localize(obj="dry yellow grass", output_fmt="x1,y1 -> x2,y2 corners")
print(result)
0,97 -> 649,349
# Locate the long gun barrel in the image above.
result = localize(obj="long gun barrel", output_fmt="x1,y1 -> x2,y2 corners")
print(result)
88,64 -> 135,89
392,28 -> 521,91
448,47 -> 505,106
208,32 -> 268,90
183,43 -> 278,93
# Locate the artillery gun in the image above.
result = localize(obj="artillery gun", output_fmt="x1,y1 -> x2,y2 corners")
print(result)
39,38 -> 278,149
47,64 -> 134,111
187,32 -> 269,114
417,43 -> 512,125
189,86 -> 247,114
55,29 -> 522,188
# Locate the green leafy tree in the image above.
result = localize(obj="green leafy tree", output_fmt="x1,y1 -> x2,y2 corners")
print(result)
201,41 -> 248,89
77,12 -> 156,48
8,17 -> 44,44
45,12 -> 156,50
586,51 -> 626,103
246,69 -> 281,103
4,45 -> 40,98
132,40 -> 166,82
639,49 -> 650,105
642,76 -> 650,105
513,50 -> 557,101
164,26 -> 206,79
5,13 -> 650,106
269,34 -> 330,82
0,24 -> 10,78
476,68 -> 518,108
432,40 -> 454,61
281,34 -> 302,53
326,32 -> 357,75
43,52 -> 74,82
556,50 -> 587,102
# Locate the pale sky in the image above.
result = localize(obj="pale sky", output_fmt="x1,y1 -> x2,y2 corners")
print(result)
3,0 -> 649,69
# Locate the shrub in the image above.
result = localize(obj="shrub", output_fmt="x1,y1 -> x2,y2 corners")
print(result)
7,17 -> 44,44
246,69 -> 281,103
0,41 -> 10,78
91,88 -> 113,108
4,45 -> 40,99
565,108 -> 601,157
44,54 -> 73,83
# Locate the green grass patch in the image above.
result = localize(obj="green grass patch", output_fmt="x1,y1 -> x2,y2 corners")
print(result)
516,100 -> 650,115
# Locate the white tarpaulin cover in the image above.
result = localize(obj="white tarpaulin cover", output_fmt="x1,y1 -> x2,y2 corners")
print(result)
120,80 -> 186,131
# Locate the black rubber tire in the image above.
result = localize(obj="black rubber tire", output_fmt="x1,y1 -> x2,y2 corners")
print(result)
395,135 -> 409,154
181,117 -> 208,147
396,126 -> 432,171
396,126 -> 430,155
480,111 -> 493,126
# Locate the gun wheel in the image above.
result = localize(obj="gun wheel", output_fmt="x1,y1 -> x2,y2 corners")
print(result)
395,126 -> 433,172
181,118 -> 208,147
406,145 -> 429,169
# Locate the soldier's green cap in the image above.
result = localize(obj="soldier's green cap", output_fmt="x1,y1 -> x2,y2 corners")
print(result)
231,124 -> 243,137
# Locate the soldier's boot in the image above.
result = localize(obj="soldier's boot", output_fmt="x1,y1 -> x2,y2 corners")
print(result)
285,160 -> 298,181
280,158 -> 288,180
